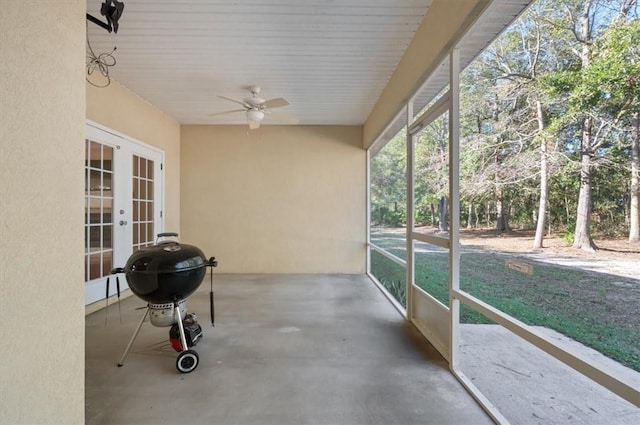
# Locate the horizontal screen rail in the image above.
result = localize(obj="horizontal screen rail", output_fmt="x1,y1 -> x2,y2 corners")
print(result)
369,243 -> 407,267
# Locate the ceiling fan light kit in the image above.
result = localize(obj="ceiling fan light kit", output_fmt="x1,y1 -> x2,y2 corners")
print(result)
247,109 -> 264,122
213,86 -> 299,130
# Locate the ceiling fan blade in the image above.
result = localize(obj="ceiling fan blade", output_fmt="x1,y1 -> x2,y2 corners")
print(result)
218,95 -> 250,108
262,98 -> 289,109
249,120 -> 261,130
208,109 -> 245,116
264,109 -> 299,124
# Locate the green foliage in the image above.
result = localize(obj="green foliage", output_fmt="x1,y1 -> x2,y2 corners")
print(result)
561,228 -> 575,244
370,250 -> 407,307
370,0 -> 638,238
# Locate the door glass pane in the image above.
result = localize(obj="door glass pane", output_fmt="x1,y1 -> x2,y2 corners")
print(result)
133,200 -> 139,221
140,201 -> 147,221
103,146 -> 113,171
88,198 -> 100,224
89,253 -> 101,280
102,251 -> 113,276
140,158 -> 147,178
85,139 -> 115,283
90,170 -> 101,192
132,155 -> 155,251
133,155 -> 139,177
103,225 -> 112,248
140,179 -> 147,198
133,223 -> 139,245
89,226 -> 100,248
103,171 -> 112,193
140,222 -> 147,243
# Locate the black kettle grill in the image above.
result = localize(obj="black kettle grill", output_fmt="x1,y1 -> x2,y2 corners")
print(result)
111,232 -> 217,373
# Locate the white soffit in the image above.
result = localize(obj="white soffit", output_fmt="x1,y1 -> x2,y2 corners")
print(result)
86,0 -> 432,125
86,0 -> 533,127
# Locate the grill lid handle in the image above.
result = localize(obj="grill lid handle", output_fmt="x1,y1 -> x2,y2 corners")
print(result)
156,232 -> 179,244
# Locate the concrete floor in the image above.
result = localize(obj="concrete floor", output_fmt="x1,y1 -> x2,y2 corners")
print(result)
86,274 -> 492,425
459,325 -> 640,425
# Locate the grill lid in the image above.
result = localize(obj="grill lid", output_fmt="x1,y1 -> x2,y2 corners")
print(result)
126,241 -> 207,274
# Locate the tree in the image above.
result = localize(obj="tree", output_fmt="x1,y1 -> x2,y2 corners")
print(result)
541,0 -> 638,250
631,111 -> 640,242
584,18 -> 640,242
370,132 -> 407,227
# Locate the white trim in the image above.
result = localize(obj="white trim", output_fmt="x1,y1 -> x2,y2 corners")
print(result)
369,243 -> 406,267
449,48 -> 461,371
411,316 -> 450,362
411,232 -> 450,249
408,91 -> 451,135
406,102 -> 415,320
366,149 -> 371,275
412,283 -> 449,311
86,120 -> 163,156
451,368 -> 512,425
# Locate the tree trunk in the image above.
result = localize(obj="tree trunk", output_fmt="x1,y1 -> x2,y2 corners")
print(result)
496,187 -> 510,233
533,100 -> 548,249
573,117 -> 598,251
429,203 -> 436,227
629,111 -> 639,243
438,196 -> 448,232
572,1 -> 598,252
486,201 -> 491,227
494,143 -> 510,233
467,202 -> 474,230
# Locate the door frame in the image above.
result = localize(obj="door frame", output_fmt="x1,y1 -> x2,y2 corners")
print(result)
85,120 -> 165,305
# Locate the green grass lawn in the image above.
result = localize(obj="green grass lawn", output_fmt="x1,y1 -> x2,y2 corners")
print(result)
370,233 -> 640,372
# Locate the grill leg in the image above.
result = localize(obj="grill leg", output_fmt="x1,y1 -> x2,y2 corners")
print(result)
174,303 -> 189,352
118,306 -> 149,367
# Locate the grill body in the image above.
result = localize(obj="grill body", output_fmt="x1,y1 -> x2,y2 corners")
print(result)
123,241 -> 207,304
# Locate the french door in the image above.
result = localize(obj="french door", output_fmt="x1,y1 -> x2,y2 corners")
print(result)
85,122 -> 164,305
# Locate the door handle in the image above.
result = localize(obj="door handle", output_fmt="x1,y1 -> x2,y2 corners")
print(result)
119,220 -> 128,226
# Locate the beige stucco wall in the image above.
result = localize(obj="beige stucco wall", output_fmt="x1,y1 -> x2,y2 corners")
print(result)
363,0 -> 489,148
0,1 -> 85,424
87,81 -> 181,233
181,125 -> 366,273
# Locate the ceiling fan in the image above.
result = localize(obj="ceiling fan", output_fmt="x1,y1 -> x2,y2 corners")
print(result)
212,86 -> 299,129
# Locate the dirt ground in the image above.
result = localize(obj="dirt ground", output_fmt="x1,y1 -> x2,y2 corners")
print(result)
458,228 -> 640,260
454,228 -> 640,282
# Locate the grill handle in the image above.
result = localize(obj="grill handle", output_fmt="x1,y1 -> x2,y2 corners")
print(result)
156,232 -> 179,244
207,257 -> 217,326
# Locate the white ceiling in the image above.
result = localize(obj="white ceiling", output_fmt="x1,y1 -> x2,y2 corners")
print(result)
86,0 -> 532,127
